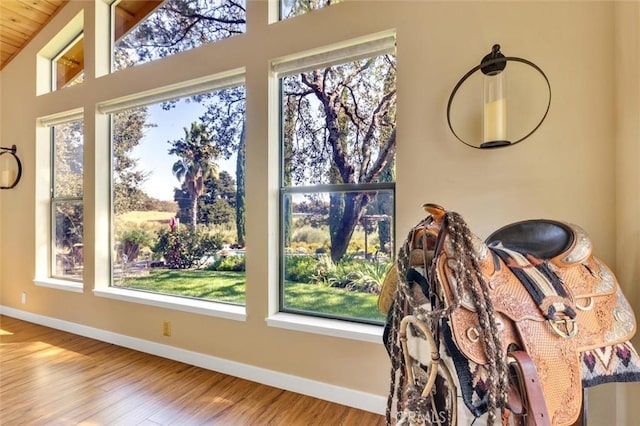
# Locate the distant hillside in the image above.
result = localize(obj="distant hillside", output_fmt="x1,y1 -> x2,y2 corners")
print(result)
117,210 -> 177,225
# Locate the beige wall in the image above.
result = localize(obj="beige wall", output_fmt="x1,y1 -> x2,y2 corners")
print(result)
615,2 -> 640,425
0,0 -> 637,423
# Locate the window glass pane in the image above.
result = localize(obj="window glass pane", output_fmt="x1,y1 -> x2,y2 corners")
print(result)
280,51 -> 396,323
282,53 -> 396,187
111,85 -> 247,305
53,35 -> 84,90
282,190 -> 393,323
53,200 -> 84,280
53,120 -> 84,198
280,0 -> 343,20
113,0 -> 246,71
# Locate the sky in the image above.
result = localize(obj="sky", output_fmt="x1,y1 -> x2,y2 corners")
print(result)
131,99 -> 236,201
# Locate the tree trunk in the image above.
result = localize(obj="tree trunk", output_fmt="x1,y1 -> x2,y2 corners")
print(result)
330,192 -> 370,263
329,192 -> 345,260
191,192 -> 198,228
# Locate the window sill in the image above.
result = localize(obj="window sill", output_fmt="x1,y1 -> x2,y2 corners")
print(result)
34,278 -> 84,293
93,287 -> 246,321
265,312 -> 383,344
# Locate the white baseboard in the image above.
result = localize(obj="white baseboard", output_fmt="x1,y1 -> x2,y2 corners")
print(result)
0,305 -> 386,415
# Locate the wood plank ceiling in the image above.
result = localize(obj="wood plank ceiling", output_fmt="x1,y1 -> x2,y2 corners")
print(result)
0,0 -> 69,70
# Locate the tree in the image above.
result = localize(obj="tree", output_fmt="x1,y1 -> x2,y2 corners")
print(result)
199,86 -> 246,242
174,168 -> 236,226
235,122 -> 246,246
282,95 -> 296,247
112,108 -> 153,214
328,87 -> 351,261
53,120 -> 83,199
281,0 -> 342,19
113,0 -> 246,70
114,0 -> 395,259
283,54 -> 396,262
198,170 -> 237,226
169,122 -> 220,228
375,162 -> 394,255
53,120 -> 84,254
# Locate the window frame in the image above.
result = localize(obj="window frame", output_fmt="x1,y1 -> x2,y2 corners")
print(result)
51,32 -> 84,91
98,71 -> 247,306
274,33 -> 397,325
48,117 -> 85,283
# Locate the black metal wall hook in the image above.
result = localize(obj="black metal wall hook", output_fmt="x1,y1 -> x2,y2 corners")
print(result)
0,145 -> 23,189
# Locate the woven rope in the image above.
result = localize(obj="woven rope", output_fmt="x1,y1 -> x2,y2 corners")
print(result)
444,212 -> 509,424
386,212 -> 509,425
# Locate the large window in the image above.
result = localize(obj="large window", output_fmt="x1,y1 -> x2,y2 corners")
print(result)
35,1 -> 400,329
278,38 -> 397,324
109,85 -> 247,305
112,0 -> 246,71
51,120 -> 84,281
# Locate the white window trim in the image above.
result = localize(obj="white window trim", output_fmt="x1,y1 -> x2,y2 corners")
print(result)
97,68 -> 245,114
97,72 -> 249,312
35,109 -> 86,290
94,287 -> 246,321
38,108 -> 84,127
36,10 -> 83,96
271,31 -> 395,77
34,277 -> 84,293
266,312 -> 383,344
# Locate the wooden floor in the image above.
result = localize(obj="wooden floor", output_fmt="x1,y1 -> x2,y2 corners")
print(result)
0,315 -> 386,425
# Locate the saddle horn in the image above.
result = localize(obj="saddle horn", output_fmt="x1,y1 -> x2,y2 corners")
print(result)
422,203 -> 445,238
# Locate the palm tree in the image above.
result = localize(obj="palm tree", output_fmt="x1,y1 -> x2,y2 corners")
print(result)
169,122 -> 219,228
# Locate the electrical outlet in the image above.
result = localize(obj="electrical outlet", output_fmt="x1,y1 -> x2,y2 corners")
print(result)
163,321 -> 171,336
21,292 -> 27,305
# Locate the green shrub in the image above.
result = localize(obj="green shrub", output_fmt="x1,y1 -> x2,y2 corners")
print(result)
209,255 -> 246,272
153,225 -> 223,269
119,227 -> 154,261
314,257 -> 392,294
327,263 -> 358,289
311,254 -> 336,284
292,226 -> 327,244
284,255 -> 318,282
348,260 -> 393,294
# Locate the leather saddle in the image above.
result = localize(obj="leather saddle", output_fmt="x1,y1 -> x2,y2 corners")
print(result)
381,204 -> 640,426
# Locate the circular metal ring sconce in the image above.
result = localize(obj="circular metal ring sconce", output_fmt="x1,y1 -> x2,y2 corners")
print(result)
446,45 -> 551,149
0,145 -> 23,189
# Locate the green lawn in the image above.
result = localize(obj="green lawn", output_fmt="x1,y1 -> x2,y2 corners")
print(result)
284,281 -> 385,322
117,269 -> 246,304
118,269 -> 385,323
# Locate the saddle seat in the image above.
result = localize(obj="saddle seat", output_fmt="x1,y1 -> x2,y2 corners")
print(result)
485,219 -> 591,267
486,220 -> 574,260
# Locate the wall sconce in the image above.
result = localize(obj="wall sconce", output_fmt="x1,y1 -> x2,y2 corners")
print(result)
447,44 -> 551,149
0,145 -> 23,189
